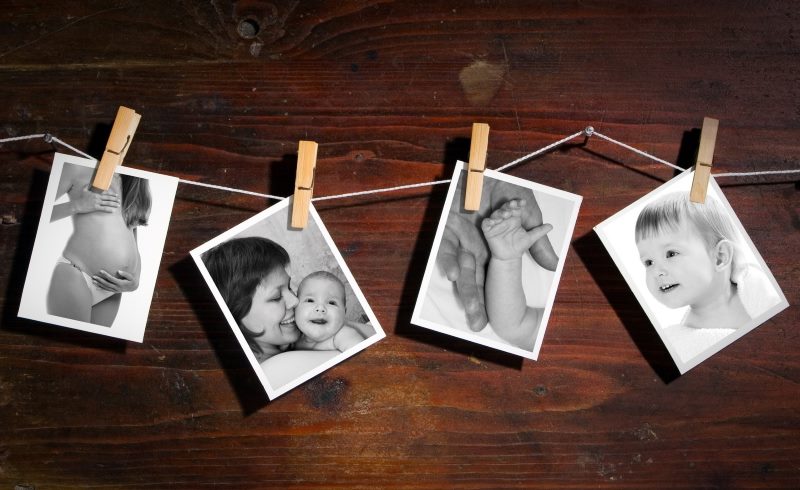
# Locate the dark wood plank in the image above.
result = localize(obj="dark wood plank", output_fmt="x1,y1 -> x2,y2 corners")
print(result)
1,1 -> 799,488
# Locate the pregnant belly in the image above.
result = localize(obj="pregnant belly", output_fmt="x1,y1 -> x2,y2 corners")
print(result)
64,217 -> 138,275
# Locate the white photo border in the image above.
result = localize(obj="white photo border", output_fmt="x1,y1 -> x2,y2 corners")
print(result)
594,170 -> 789,374
411,161 -> 582,360
17,153 -> 178,342
190,198 -> 386,400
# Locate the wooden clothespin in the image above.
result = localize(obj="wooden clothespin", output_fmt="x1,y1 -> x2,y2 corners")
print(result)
689,117 -> 719,204
91,106 -> 141,191
464,123 -> 490,211
290,140 -> 318,229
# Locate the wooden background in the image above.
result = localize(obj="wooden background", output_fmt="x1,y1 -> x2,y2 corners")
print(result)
1,1 -> 799,488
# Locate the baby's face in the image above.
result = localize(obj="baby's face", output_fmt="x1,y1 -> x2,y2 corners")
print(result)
295,276 -> 346,342
636,223 -> 718,309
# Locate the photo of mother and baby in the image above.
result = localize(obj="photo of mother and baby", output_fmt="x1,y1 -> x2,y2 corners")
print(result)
192,199 -> 384,400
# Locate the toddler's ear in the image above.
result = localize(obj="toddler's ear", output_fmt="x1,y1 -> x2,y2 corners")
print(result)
714,239 -> 734,271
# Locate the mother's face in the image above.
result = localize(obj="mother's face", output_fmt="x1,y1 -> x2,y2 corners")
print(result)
240,266 -> 300,346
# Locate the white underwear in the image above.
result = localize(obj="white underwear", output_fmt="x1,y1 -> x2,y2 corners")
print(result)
56,256 -> 116,306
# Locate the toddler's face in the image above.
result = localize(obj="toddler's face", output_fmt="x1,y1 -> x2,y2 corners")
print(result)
295,276 -> 346,342
240,266 -> 301,346
636,223 -> 718,309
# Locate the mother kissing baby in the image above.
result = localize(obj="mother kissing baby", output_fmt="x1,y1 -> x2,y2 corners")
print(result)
201,236 -> 363,388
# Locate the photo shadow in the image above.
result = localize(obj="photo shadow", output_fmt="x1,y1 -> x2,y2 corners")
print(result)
2,161 -> 127,353
393,136 -> 525,371
573,231 -> 680,383
170,255 -> 269,414
675,127 -> 701,175
268,152 -> 297,201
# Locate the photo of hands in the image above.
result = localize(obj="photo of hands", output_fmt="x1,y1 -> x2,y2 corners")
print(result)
412,161 -> 582,360
18,153 -> 178,342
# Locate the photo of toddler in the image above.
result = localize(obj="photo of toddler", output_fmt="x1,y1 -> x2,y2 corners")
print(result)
595,170 -> 788,372
635,192 -> 780,361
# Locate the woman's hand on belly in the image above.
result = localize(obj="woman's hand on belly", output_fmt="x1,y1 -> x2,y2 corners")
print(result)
92,269 -> 139,293
69,184 -> 121,214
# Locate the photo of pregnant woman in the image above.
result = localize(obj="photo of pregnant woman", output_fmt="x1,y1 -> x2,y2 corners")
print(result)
48,162 -> 150,326
19,153 -> 178,342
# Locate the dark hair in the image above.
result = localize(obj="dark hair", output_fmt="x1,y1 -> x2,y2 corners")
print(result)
201,237 -> 290,346
120,174 -> 151,228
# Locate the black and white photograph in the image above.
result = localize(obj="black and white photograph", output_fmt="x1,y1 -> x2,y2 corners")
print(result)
18,153 -> 178,342
190,198 -> 385,400
594,170 -> 789,373
411,161 -> 582,360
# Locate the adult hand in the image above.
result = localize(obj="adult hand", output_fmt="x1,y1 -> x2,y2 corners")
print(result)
436,211 -> 489,332
92,269 -> 139,293
68,184 -> 120,214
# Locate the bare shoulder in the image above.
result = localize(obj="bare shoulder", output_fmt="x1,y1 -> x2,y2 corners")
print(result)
333,325 -> 366,352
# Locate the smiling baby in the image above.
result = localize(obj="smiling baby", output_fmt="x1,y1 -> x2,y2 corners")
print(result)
294,271 -> 365,353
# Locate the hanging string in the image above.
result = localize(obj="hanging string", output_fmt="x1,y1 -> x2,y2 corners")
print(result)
493,130 -> 585,172
589,128 -> 686,172
176,179 -> 285,201
713,169 -> 800,178
2,129 -> 798,203
0,133 -> 95,160
313,178 -> 452,202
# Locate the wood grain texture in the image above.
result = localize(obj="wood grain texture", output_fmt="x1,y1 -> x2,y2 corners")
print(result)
1,1 -> 799,488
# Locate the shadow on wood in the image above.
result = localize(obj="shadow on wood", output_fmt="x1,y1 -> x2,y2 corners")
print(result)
170,255 -> 269,415
393,136 -> 525,370
1,166 -> 126,352
573,231 -> 680,383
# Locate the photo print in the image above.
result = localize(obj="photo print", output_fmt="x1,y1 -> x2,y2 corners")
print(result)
18,153 -> 178,342
191,198 -> 385,400
412,161 -> 582,360
595,170 -> 788,373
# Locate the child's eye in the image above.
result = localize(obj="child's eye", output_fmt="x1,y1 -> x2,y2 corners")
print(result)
643,259 -> 653,267
328,300 -> 339,306
304,298 -> 314,303
666,250 -> 679,258
268,295 -> 281,302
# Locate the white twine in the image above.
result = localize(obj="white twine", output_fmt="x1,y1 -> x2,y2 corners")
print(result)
590,129 -> 685,172
2,129 -> 798,203
0,133 -> 95,160
176,179 -> 285,201
493,130 -> 586,172
313,179 -> 452,202
713,169 -> 800,178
